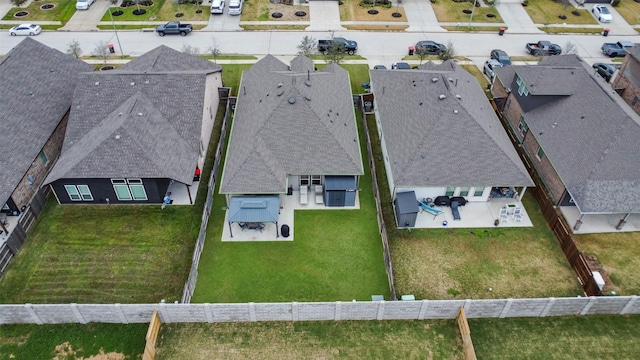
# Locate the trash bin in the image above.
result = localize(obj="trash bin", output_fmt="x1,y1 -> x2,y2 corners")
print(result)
408,45 -> 414,56
498,27 -> 506,36
603,28 -> 610,37
281,224 -> 290,238
364,101 -> 372,112
108,44 -> 115,54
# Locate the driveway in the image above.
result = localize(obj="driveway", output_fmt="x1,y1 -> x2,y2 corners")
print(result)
61,0 -> 112,31
584,3 -> 637,36
202,10 -> 242,31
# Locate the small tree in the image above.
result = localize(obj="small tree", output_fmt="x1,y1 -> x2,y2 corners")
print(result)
11,0 -> 28,7
297,35 -> 317,57
207,38 -> 221,63
415,47 -> 430,66
438,41 -> 456,61
323,32 -> 346,64
93,40 -> 111,65
66,40 -> 82,59
564,41 -> 578,55
181,44 -> 199,55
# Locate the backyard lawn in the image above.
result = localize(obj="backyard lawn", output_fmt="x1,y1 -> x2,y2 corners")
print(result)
192,64 -> 389,303
366,113 -> 583,300
155,320 -> 463,360
0,323 -> 146,359
524,0 -> 597,25
470,315 -> 640,359
1,0 -> 76,23
573,231 -> 640,295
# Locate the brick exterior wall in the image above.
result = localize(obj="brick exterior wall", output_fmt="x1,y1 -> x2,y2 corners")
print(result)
501,93 -> 566,205
11,113 -> 69,210
611,55 -> 640,116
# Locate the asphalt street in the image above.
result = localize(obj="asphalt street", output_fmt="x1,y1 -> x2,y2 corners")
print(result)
3,30 -> 640,67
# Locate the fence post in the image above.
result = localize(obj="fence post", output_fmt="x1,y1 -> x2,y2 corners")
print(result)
540,297 -> 555,317
334,301 -> 341,321
499,299 -> 513,318
248,302 -> 257,322
115,303 -> 128,324
70,303 -> 87,324
25,304 -> 43,325
418,300 -> 429,320
376,300 -> 385,320
580,296 -> 597,315
204,303 -> 214,322
158,303 -> 170,323
292,302 -> 299,321
620,295 -> 638,315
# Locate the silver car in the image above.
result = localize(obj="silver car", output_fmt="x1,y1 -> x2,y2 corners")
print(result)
483,59 -> 503,81
9,24 -> 41,36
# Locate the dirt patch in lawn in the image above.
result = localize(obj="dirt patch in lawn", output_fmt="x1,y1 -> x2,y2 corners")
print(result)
53,342 -> 125,360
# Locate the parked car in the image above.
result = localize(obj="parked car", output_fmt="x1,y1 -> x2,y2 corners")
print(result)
373,65 -> 387,70
155,21 -> 193,36
483,59 -> 503,81
8,23 -> 41,36
75,0 -> 95,10
211,0 -> 224,14
317,38 -> 358,55
525,41 -> 562,56
592,4 -> 612,23
592,63 -> 618,82
228,0 -> 243,15
414,40 -> 447,55
391,62 -> 411,70
490,49 -> 511,66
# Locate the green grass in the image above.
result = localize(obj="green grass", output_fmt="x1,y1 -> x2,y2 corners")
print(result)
573,231 -> 640,295
470,315 -> 640,359
442,25 -> 505,32
524,0 -> 598,25
614,0 -> 640,25
365,113 -> 583,300
431,1 -> 504,23
1,0 -> 76,21
101,0 -> 209,22
221,64 -> 252,95
192,64 -> 389,303
540,26 -> 604,33
155,320 -> 463,360
0,323 -> 146,359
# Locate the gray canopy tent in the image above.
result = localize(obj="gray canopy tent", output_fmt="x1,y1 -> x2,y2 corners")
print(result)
227,195 -> 280,238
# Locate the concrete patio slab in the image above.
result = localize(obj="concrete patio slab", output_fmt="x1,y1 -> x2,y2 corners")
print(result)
413,198 -> 533,229
560,206 -> 640,234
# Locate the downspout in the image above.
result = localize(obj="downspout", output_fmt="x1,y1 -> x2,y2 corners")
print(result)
616,213 -> 630,230
573,214 -> 585,231
187,184 -> 193,205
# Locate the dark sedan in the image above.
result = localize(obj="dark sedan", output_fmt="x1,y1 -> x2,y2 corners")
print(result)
490,49 -> 511,65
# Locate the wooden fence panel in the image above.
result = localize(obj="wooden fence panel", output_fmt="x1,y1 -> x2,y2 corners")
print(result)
142,310 -> 162,360
456,307 -> 477,360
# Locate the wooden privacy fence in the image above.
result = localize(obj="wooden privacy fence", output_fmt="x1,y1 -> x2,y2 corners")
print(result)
456,307 -> 477,360
492,100 -> 602,297
359,100 -> 397,301
142,310 -> 162,360
181,98 -> 232,304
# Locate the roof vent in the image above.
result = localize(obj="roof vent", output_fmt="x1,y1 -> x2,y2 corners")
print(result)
137,112 -> 143,116
419,102 -> 423,106
118,112 -> 123,116
305,95 -> 311,101
453,109 -> 459,114
115,135 -> 121,140
277,89 -> 284,96
95,82 -> 100,86
130,82 -> 135,86
439,94 -> 446,100
277,83 -> 283,88
432,77 -> 438,83
447,77 -> 454,83
455,94 -> 462,99
288,97 -> 296,104
29,92 -> 34,96
305,80 -> 311,87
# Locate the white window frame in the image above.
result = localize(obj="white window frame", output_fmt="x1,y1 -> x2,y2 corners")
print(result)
77,185 -> 93,201
64,185 -> 93,201
445,187 -> 455,196
473,187 -> 485,197
459,187 -> 470,197
128,179 -> 147,200
300,175 -> 310,186
518,117 -> 529,137
516,76 -> 529,96
311,175 -> 322,185
39,150 -> 49,166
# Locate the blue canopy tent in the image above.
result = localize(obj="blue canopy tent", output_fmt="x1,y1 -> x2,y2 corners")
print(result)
227,195 -> 280,238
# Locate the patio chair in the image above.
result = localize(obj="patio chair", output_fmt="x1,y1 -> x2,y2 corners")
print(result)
499,206 -> 509,223
315,185 -> 323,204
0,213 -> 7,227
300,186 -> 308,205
451,200 -> 461,220
513,207 -> 523,222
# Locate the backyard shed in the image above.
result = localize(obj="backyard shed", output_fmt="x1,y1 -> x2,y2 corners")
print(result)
227,195 -> 280,237
323,176 -> 357,207
394,191 -> 418,228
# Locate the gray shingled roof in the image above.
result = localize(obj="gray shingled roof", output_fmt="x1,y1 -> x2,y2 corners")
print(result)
45,46 -> 221,185
220,55 -> 364,194
0,38 -> 93,207
514,67 -> 577,96
511,56 -> 640,213
370,61 -> 533,189
119,45 -> 222,72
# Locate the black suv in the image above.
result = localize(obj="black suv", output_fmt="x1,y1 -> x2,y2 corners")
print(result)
415,41 -> 447,55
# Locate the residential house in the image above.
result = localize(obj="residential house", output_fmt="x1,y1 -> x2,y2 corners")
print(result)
370,61 -> 533,228
44,46 -> 223,205
0,38 -> 93,235
219,55 -> 364,235
493,55 -> 640,232
611,45 -> 640,116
